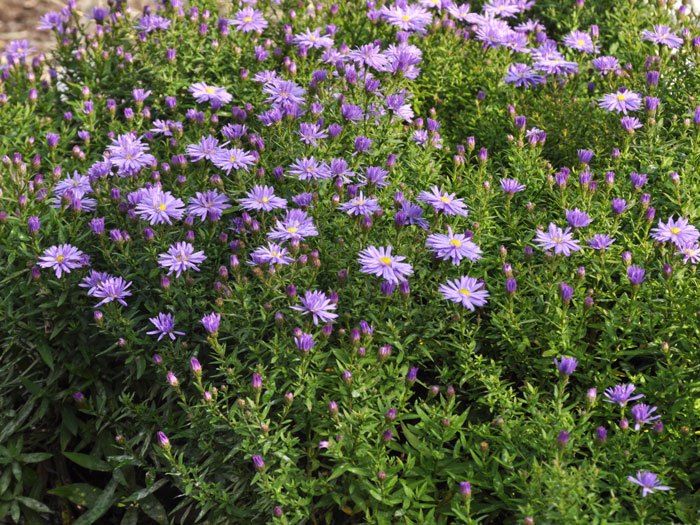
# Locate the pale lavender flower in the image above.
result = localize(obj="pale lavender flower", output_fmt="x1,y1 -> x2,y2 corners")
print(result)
338,192 -> 381,216
239,185 -> 287,211
158,242 -> 207,277
627,471 -> 671,497
249,242 -> 294,266
587,234 -> 616,250
426,227 -> 482,265
186,135 -> 223,162
534,224 -> 581,256
591,56 -> 620,75
651,216 -> 700,247
291,290 -> 338,325
106,133 -> 155,177
676,242 -> 700,264
399,201 -> 429,229
631,403 -> 661,430
500,178 -> 526,194
91,276 -> 132,307
189,82 -> 233,107
565,208 -> 593,228
231,7 -> 268,33
627,265 -> 646,285
293,28 -> 334,49
598,89 -> 642,114
135,187 -> 186,225
554,356 -> 578,376
563,30 -> 597,53
418,186 -> 469,217
201,313 -> 221,334
438,276 -> 490,311
211,147 -> 256,174
38,244 -> 86,278
381,4 -> 433,32
641,25 -> 683,49
358,246 -> 414,284
604,383 -> 644,406
268,209 -> 318,242
147,312 -> 184,341
187,190 -> 231,222
289,157 -> 331,181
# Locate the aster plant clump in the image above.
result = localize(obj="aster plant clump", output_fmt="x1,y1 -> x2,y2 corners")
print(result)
0,0 -> 699,524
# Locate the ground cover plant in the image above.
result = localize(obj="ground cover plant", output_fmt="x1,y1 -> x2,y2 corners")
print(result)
1,0 -> 699,523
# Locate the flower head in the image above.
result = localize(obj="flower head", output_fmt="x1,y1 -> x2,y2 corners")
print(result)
631,403 -> 660,430
534,224 -> 581,256
187,190 -> 231,222
231,7 -> 268,33
189,82 -> 233,108
426,227 -> 482,265
135,186 -> 186,225
554,356 -> 578,376
291,290 -> 338,325
418,186 -> 469,217
239,185 -> 287,212
598,89 -> 642,114
587,234 -> 616,251
604,383 -> 644,407
158,242 -> 207,277
358,246 -> 414,284
147,313 -> 185,341
641,25 -> 683,49
38,244 -> 86,278
651,216 -> 699,247
92,276 -> 133,307
500,178 -> 526,194
107,133 -> 156,177
438,276 -> 489,311
338,192 -> 381,217
268,209 -> 318,242
627,471 -> 671,497
249,242 -> 294,266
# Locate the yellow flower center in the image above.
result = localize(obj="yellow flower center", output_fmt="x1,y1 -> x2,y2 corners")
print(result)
205,87 -> 214,94
450,239 -> 462,247
616,94 -> 626,101
271,251 -> 280,258
379,256 -> 391,265
56,255 -> 65,263
158,203 -> 166,211
670,227 -> 681,234
243,16 -> 252,23
440,196 -> 451,203
310,35 -> 317,41
262,196 -> 269,203
401,15 -> 410,21
459,289 -> 471,297
287,227 -> 298,233
576,39 -> 585,47
554,236 -> 563,244
230,155 -> 237,162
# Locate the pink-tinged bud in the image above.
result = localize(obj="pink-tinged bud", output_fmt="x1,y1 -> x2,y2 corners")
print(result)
459,481 -> 472,498
156,431 -> 170,449
586,388 -> 597,405
252,455 -> 265,472
166,371 -> 179,387
328,400 -> 339,416
251,373 -> 263,391
190,357 -> 202,375
153,354 -> 163,365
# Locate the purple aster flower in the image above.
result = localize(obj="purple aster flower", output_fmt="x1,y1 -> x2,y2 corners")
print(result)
268,209 -> 318,242
563,30 -> 597,53
381,4 -> 433,32
137,14 -> 171,33
631,403 -> 661,430
338,192 -> 381,216
651,216 -> 700,247
641,25 -> 683,49
92,276 -> 133,307
289,157 -> 331,181
211,147 -> 256,174
612,198 -> 631,215
630,172 -> 648,189
158,242 -> 207,277
291,290 -> 338,325
293,28 -> 334,49
189,82 -> 232,108
201,313 -> 221,334
52,171 -> 94,207
106,133 -> 156,177
349,44 -> 389,70
483,0 -> 522,17
37,11 -> 67,31
297,122 -> 328,146
621,116 -> 643,132
604,383 -> 644,406
79,270 -> 111,295
565,208 -> 593,228
294,332 -> 315,352
38,244 -> 86,278
500,178 -> 526,194
504,63 -> 545,88
186,135 -> 223,162
239,185 -> 287,212
187,190 -> 231,222
263,79 -> 306,109
292,192 -> 314,207
135,187 -> 186,225
147,313 -> 184,341
438,276 -> 490,311
534,224 -> 581,256
251,455 -> 265,472
358,166 -> 388,187
676,242 -> 700,264
426,227 -> 483,265
534,56 -> 579,76
230,7 -> 268,33
591,55 -> 620,75
587,234 -> 616,250
627,265 -> 646,285
628,471 -> 671,497
341,104 -> 364,122
249,242 -> 294,266
554,356 -> 578,376
399,201 -> 429,229
358,246 -> 413,284
598,88 -> 642,114
418,186 -> 469,217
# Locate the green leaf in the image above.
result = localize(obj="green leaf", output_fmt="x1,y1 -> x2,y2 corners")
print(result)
48,484 -> 102,507
72,477 -> 119,525
16,496 -> 52,514
120,507 -> 138,525
35,341 -> 54,370
18,453 -> 52,464
139,494 -> 167,524
63,452 -> 111,472
124,479 -> 168,502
